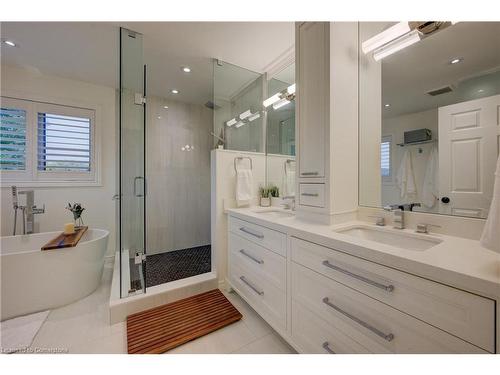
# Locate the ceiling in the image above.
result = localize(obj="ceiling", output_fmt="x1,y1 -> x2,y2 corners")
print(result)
376,22 -> 500,118
0,22 -> 294,105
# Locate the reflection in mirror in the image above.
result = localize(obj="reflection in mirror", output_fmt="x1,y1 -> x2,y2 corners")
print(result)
213,60 -> 264,152
265,63 -> 296,201
359,22 -> 500,219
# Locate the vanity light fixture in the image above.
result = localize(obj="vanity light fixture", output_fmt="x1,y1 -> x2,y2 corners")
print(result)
248,112 -> 261,122
362,22 -> 411,54
226,118 -> 237,127
239,109 -> 252,120
3,40 -> 17,47
384,104 -> 391,108
181,66 -> 192,73
263,92 -> 282,107
234,121 -> 245,128
163,105 -> 169,109
372,30 -> 421,61
171,89 -> 179,94
449,57 -> 463,65
287,83 -> 296,95
273,98 -> 290,110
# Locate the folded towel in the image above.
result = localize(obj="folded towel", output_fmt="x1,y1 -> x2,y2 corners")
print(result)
422,145 -> 439,208
236,168 -> 253,207
480,154 -> 500,254
396,149 -> 417,200
283,169 -> 296,197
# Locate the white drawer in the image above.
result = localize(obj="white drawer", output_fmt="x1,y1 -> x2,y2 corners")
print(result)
229,216 -> 286,257
292,300 -> 371,354
291,262 -> 486,353
229,256 -> 286,331
291,237 -> 495,353
299,183 -> 325,207
229,233 -> 286,291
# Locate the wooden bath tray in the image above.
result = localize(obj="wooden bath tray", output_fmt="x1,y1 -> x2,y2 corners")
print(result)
41,226 -> 88,250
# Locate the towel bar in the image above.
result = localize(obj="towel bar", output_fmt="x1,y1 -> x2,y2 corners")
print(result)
234,156 -> 253,172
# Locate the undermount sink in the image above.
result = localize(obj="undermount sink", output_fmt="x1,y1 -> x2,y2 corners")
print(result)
335,225 -> 442,251
252,209 -> 295,218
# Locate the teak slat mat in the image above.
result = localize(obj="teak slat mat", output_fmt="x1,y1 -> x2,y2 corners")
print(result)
126,289 -> 242,354
41,226 -> 88,251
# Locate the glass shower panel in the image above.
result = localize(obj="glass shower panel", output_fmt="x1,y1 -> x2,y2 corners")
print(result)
119,28 -> 146,297
213,60 -> 264,152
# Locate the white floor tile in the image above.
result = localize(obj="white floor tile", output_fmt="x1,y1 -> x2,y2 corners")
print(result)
233,333 -> 296,354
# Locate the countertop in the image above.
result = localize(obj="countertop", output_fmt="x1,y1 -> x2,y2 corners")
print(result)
227,207 -> 500,299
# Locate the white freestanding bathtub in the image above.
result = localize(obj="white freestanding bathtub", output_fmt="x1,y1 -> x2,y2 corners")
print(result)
0,229 -> 109,321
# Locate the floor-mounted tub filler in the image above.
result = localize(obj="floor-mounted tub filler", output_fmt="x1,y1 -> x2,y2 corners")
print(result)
0,229 -> 109,321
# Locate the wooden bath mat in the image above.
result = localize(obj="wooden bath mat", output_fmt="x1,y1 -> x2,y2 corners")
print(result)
126,289 -> 242,354
41,226 -> 88,250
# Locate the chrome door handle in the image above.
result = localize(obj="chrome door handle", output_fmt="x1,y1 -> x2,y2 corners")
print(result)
322,297 -> 394,342
239,249 -> 264,264
239,226 -> 264,239
322,341 -> 335,354
240,276 -> 264,296
301,193 -> 319,197
322,260 -> 394,292
134,176 -> 145,197
301,171 -> 319,176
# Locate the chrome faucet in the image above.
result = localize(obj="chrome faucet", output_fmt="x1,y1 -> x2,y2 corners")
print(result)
384,205 -> 404,229
12,186 -> 45,235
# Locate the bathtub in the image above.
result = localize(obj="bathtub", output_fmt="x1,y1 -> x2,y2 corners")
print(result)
0,229 -> 109,321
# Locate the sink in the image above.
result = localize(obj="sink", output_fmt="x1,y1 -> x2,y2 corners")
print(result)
252,209 -> 295,218
335,225 -> 442,251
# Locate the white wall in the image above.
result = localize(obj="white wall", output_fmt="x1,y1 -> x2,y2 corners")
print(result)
0,65 -> 117,256
381,108 -> 438,211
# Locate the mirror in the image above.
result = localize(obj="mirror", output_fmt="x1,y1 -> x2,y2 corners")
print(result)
266,63 -> 296,200
359,22 -> 500,218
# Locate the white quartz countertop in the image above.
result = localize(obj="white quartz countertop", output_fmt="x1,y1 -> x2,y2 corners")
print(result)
227,207 -> 500,299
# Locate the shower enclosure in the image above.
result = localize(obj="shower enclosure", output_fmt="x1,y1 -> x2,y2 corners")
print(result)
119,28 -> 213,298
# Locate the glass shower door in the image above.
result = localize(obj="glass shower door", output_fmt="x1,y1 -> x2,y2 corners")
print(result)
119,28 -> 146,297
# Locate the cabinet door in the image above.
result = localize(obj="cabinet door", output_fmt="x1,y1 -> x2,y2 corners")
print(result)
297,22 -> 328,178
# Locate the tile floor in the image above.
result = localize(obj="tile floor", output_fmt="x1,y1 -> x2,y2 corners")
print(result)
30,261 -> 296,354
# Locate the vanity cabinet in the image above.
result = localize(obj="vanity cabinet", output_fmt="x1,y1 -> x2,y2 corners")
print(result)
226,212 -> 496,354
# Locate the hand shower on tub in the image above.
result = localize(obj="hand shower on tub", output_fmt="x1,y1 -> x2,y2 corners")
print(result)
11,186 -> 25,235
11,186 -> 45,235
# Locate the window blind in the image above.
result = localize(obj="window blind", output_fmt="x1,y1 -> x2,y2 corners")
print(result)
0,107 -> 27,170
37,112 -> 91,172
381,138 -> 391,177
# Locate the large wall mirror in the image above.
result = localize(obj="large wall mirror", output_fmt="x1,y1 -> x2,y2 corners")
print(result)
266,62 -> 296,198
359,22 -> 500,218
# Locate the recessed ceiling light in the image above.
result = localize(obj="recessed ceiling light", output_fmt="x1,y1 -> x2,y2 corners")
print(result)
157,116 -> 161,119
478,89 -> 484,93
171,89 -> 179,94
450,57 -> 463,65
384,104 -> 391,108
181,66 -> 191,73
163,105 -> 169,109
3,40 -> 16,47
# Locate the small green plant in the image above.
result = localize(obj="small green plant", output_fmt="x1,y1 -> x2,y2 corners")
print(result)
268,185 -> 280,198
259,186 -> 270,198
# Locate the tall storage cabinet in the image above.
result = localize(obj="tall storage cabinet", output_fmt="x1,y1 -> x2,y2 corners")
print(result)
295,22 -> 359,223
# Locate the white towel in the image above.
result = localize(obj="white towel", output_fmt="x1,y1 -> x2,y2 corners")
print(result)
283,169 -> 296,197
396,149 -> 417,200
236,169 -> 253,207
422,145 -> 439,208
480,154 -> 500,254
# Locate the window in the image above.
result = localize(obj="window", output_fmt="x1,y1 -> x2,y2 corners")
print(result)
381,135 -> 392,177
0,97 -> 97,186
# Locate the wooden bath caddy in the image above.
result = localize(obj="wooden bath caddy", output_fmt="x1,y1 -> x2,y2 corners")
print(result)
41,226 -> 88,251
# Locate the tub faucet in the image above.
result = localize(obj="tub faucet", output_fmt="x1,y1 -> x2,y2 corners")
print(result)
12,187 -> 45,235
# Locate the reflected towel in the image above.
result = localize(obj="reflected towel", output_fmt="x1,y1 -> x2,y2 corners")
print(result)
283,170 -> 296,197
396,149 -> 417,199
422,145 -> 439,208
480,154 -> 500,254
236,168 -> 253,207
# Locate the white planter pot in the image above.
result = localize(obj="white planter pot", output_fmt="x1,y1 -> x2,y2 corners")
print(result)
271,197 -> 282,207
260,197 -> 271,207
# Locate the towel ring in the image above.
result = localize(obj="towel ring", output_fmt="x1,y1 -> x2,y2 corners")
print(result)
284,159 -> 295,174
234,156 -> 253,172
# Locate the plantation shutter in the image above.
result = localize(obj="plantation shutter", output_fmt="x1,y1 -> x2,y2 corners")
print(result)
0,107 -> 27,171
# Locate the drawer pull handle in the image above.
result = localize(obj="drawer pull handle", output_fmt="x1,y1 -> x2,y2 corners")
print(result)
322,297 -> 394,342
239,249 -> 264,264
301,171 -> 319,176
322,260 -> 394,292
322,341 -> 335,354
240,276 -> 264,296
239,226 -> 264,239
301,193 -> 319,197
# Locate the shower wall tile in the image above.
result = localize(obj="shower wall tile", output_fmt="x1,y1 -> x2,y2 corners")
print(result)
146,97 -> 212,254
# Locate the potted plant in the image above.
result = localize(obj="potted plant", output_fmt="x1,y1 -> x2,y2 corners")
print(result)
268,185 -> 281,206
259,186 -> 271,207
